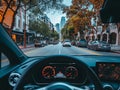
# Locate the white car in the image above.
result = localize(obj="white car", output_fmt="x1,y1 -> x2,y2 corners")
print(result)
62,41 -> 71,47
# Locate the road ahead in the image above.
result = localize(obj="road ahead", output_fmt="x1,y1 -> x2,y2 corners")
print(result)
25,43 -> 120,56
1,43 -> 119,67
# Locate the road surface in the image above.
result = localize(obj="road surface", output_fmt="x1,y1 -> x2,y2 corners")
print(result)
25,43 -> 120,56
1,43 -> 119,67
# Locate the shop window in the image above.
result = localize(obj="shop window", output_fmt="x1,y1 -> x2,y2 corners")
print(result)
102,34 -> 107,41
109,33 -> 116,44
97,35 -> 100,41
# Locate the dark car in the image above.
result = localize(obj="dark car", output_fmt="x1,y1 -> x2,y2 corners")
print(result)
87,40 -> 93,49
34,41 -> 42,47
76,39 -> 87,47
71,40 -> 76,46
87,40 -> 111,51
96,41 -> 111,51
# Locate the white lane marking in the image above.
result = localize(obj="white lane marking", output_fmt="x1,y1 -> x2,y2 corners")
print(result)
58,43 -> 62,55
59,49 -> 61,55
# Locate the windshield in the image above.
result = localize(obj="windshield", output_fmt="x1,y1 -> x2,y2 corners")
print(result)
0,0 -> 120,57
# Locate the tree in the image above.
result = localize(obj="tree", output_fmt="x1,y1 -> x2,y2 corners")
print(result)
61,21 -> 75,40
50,31 -> 59,40
64,0 -> 105,39
0,0 -> 65,30
0,0 -> 20,30
64,0 -> 94,38
29,20 -> 50,37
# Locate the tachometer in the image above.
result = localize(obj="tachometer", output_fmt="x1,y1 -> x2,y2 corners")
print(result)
42,66 -> 55,79
65,66 -> 78,79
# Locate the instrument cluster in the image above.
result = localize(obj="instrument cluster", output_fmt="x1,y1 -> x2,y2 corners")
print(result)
42,65 -> 78,79
33,62 -> 87,85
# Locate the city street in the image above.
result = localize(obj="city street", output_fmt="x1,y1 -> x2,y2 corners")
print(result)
25,43 -> 120,56
1,42 -> 120,67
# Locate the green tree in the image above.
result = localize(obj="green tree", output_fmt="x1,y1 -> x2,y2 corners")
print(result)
61,22 -> 74,40
50,31 -> 59,40
0,0 -> 66,29
22,0 -> 66,13
29,20 -> 50,37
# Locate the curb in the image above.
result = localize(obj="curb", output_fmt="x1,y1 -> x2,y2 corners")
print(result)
19,46 -> 34,49
112,51 -> 120,54
21,47 -> 35,53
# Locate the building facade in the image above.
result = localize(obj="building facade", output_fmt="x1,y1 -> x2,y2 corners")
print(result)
12,7 -> 35,45
37,14 -> 54,30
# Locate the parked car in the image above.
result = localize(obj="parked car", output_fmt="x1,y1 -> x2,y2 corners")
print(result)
76,39 -> 87,47
41,40 -> 47,46
96,41 -> 111,51
53,41 -> 59,45
71,40 -> 76,46
34,40 -> 47,47
87,40 -> 93,49
87,40 -> 111,51
34,41 -> 42,47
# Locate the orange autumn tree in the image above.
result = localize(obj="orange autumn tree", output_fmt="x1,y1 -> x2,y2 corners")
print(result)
0,0 -> 65,31
64,0 -> 105,39
0,0 -> 18,29
64,0 -> 94,37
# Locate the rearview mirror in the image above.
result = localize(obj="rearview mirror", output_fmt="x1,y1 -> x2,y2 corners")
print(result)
100,0 -> 120,23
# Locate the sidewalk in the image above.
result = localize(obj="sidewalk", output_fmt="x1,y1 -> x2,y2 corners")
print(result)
19,44 -> 35,52
112,50 -> 120,54
19,44 -> 34,49
111,45 -> 120,54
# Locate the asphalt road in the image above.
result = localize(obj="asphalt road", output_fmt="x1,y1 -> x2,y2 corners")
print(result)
25,43 -> 120,56
1,43 -> 120,67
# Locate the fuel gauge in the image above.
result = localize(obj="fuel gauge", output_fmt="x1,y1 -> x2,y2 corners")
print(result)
65,66 -> 78,79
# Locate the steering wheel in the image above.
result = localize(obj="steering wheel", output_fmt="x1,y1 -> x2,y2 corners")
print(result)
14,55 -> 103,90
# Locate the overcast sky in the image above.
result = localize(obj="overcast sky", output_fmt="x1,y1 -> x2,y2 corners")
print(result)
47,0 -> 72,26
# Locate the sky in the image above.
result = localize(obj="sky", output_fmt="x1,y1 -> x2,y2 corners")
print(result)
47,0 -> 72,26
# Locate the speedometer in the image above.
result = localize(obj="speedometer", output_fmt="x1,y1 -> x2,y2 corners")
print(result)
42,66 -> 55,79
65,66 -> 78,79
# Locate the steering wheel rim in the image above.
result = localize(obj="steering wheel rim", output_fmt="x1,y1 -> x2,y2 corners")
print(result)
14,55 -> 103,90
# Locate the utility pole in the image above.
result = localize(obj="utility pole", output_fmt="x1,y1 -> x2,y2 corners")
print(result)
24,5 -> 26,48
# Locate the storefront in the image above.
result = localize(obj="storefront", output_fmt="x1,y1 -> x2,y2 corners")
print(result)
12,30 -> 35,45
102,34 -> 107,41
109,32 -> 117,44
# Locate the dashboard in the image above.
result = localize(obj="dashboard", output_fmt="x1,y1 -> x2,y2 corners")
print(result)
8,56 -> 120,90
33,62 -> 87,85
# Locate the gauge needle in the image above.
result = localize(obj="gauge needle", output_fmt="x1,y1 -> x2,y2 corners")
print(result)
44,73 -> 49,76
67,73 -> 71,76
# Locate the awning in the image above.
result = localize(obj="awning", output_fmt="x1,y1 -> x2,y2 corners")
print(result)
12,30 -> 35,36
12,30 -> 23,35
